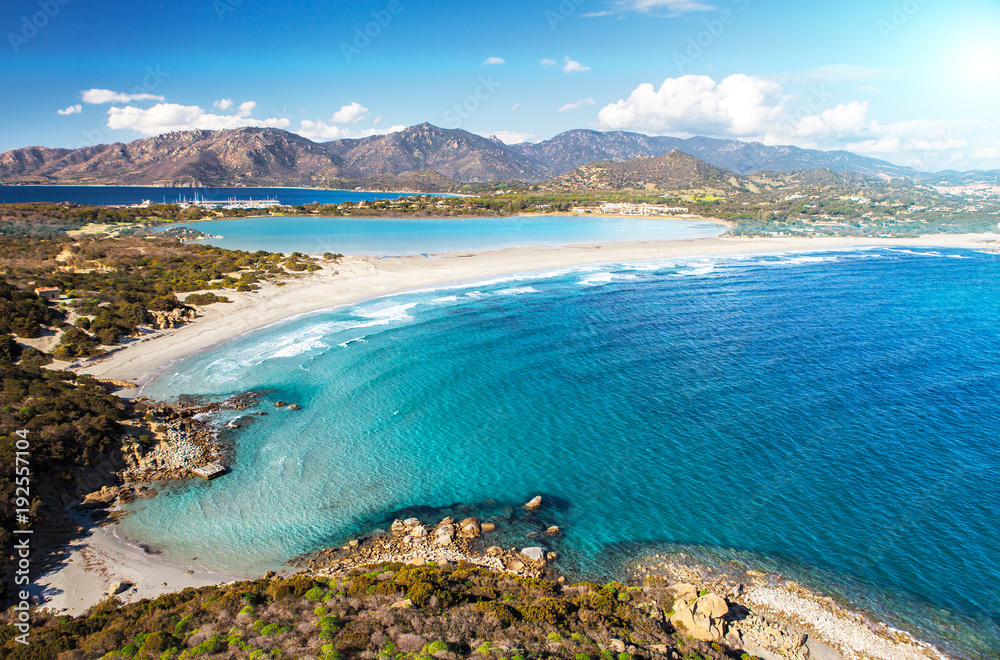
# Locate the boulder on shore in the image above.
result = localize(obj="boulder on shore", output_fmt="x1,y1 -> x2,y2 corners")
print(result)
457,517 -> 481,539
670,591 -> 730,642
106,581 -> 132,596
519,547 -> 546,564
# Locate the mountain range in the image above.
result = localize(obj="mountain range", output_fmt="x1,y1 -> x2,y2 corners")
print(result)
0,123 -> 993,189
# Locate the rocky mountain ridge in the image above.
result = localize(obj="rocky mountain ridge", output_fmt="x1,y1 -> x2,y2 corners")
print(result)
1,123 -> 937,188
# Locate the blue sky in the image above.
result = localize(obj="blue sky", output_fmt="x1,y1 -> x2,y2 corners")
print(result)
3,0 -> 1000,170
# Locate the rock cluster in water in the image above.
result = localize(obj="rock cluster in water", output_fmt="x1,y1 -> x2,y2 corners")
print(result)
300,496 -> 566,582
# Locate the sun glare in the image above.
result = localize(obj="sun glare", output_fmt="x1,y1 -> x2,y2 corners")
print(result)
957,40 -> 1000,82
970,48 -> 1000,78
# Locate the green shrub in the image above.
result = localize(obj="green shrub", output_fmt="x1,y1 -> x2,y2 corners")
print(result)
260,623 -> 291,636
425,640 -> 449,654
473,601 -> 520,626
139,631 -> 178,655
238,605 -> 254,615
304,586 -> 326,602
174,614 -> 194,634
184,292 -> 229,305
407,581 -> 435,608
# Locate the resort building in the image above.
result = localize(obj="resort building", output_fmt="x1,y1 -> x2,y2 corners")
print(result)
599,203 -> 690,216
34,286 -> 61,300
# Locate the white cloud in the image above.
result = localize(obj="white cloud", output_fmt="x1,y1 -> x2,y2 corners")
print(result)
485,131 -> 538,144
329,102 -> 370,124
540,59 -> 558,68
562,57 -> 590,73
57,104 -> 82,115
789,101 -> 872,141
295,121 -> 406,141
106,103 -> 290,134
483,56 -> 505,66
859,85 -> 881,94
557,98 -> 596,113
510,102 -> 520,112
214,98 -> 234,110
82,89 -> 165,104
236,101 -> 256,118
595,73 -> 1000,170
597,74 -> 784,136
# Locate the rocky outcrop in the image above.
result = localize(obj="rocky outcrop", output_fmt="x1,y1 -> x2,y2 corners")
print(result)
524,495 -> 542,511
148,307 -> 197,330
457,517 -> 481,539
299,515 -> 559,580
669,583 -> 730,642
106,581 -> 132,596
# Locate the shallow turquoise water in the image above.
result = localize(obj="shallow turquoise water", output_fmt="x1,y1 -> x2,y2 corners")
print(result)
129,247 -> 1000,658
161,215 -> 724,255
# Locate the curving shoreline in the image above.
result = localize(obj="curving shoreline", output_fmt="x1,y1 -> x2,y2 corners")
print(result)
630,556 -> 953,660
76,232 -> 1000,387
38,231 -> 1000,653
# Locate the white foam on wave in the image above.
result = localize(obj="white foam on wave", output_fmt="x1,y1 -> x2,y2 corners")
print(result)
887,248 -> 946,257
770,255 -> 840,266
673,263 -> 716,277
577,271 -> 640,286
350,301 -> 419,322
494,286 -> 540,296
269,335 -> 330,359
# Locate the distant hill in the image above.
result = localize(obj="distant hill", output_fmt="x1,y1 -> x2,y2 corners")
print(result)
548,150 -> 752,193
0,123 -> 948,188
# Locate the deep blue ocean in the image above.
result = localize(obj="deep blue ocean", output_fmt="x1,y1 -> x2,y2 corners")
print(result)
128,247 -> 1000,659
0,185 -> 427,206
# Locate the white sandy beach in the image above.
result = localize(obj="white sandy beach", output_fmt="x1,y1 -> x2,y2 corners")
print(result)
78,232 -> 1000,387
41,231 -> 999,620
33,512 -> 238,616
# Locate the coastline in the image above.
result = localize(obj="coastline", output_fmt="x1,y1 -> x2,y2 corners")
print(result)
33,510 -> 242,617
41,231 -> 999,655
78,232 -> 1000,387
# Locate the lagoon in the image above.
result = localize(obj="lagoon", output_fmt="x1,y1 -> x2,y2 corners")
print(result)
163,215 -> 726,255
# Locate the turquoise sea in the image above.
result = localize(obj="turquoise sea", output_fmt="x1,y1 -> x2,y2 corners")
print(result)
163,215 -> 725,255
126,247 -> 1000,659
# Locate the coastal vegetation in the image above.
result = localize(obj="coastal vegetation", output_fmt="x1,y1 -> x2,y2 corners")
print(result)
0,360 -> 131,597
0,564 -> 752,660
0,208 -> 324,601
0,204 -> 323,360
